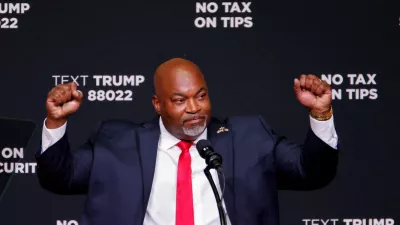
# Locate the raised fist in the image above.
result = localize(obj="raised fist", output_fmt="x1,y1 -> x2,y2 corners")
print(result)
45,82 -> 83,129
293,74 -> 332,118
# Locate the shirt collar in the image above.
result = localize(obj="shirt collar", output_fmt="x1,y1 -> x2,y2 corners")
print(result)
158,117 -> 207,151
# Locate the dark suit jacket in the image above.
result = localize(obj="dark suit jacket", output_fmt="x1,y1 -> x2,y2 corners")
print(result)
36,115 -> 339,225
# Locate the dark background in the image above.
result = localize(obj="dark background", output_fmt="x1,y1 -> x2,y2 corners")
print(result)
0,0 -> 399,224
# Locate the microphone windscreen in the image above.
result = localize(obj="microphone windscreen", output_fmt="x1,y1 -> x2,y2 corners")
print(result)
196,139 -> 211,157
196,139 -> 211,150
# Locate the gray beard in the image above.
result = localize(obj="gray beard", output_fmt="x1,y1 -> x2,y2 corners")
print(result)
182,118 -> 207,137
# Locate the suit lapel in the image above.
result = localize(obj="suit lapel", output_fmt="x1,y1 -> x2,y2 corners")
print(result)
207,117 -> 237,225
138,117 -> 160,219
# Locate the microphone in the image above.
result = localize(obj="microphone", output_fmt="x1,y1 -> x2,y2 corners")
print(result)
196,140 -> 223,171
196,139 -> 227,225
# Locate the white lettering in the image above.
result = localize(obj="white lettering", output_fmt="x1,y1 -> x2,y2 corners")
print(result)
195,2 -> 218,13
1,147 -> 23,159
332,89 -> 342,100
222,2 -> 252,13
0,3 -> 30,14
321,74 -> 343,85
220,17 -> 252,28
53,75 -> 89,86
321,219 -> 330,225
348,74 -> 376,85
56,220 -> 79,225
355,75 -> 366,85
347,74 -> 357,85
92,75 -> 145,86
367,74 -> 377,84
341,218 -> 395,225
93,75 -> 102,86
195,17 -> 217,28
0,162 -> 36,173
342,219 -> 352,225
346,89 -> 378,100
302,219 -> 340,225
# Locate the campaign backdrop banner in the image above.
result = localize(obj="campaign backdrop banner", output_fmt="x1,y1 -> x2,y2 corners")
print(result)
0,0 -> 399,224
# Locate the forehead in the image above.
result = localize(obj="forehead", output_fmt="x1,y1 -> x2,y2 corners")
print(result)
163,67 -> 206,94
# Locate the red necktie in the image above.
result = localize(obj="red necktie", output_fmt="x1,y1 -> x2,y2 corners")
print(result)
176,140 -> 194,225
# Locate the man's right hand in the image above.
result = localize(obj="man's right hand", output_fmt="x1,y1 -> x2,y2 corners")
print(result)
45,82 -> 83,129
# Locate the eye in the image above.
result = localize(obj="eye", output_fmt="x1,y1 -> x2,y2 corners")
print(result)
198,93 -> 207,100
174,99 -> 185,104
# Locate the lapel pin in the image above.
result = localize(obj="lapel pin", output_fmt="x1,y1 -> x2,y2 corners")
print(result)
217,127 -> 229,133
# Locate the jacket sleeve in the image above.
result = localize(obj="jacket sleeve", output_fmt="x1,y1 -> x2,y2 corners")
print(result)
257,115 -> 340,190
35,122 -> 103,195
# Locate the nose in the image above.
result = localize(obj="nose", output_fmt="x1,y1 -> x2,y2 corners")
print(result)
186,98 -> 201,114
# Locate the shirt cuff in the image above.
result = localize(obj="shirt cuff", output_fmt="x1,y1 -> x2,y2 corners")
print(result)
41,118 -> 67,153
309,115 -> 338,150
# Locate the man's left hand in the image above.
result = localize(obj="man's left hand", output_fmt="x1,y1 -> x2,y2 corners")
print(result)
293,74 -> 332,117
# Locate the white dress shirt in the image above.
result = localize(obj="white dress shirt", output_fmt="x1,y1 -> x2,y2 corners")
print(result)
41,115 -> 338,225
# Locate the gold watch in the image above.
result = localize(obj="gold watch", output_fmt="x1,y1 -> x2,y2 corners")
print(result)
310,106 -> 333,121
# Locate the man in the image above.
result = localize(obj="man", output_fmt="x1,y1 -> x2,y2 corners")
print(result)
36,58 -> 339,225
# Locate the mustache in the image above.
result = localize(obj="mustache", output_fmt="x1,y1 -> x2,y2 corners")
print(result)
182,115 -> 207,124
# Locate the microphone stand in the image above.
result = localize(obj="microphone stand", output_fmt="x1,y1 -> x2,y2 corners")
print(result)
204,165 -> 226,225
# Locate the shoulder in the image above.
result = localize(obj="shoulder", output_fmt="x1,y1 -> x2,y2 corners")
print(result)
96,117 -> 159,132
92,119 -> 146,139
222,114 -> 276,139
86,117 -> 159,143
100,119 -> 140,130
225,114 -> 270,128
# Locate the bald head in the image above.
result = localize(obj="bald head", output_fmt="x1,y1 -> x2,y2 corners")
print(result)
151,58 -> 212,140
154,58 -> 204,97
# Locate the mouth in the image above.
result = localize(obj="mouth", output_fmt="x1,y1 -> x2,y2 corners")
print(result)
183,116 -> 206,125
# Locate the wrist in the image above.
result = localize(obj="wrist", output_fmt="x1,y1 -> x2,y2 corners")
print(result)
45,117 -> 67,129
310,105 -> 333,121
